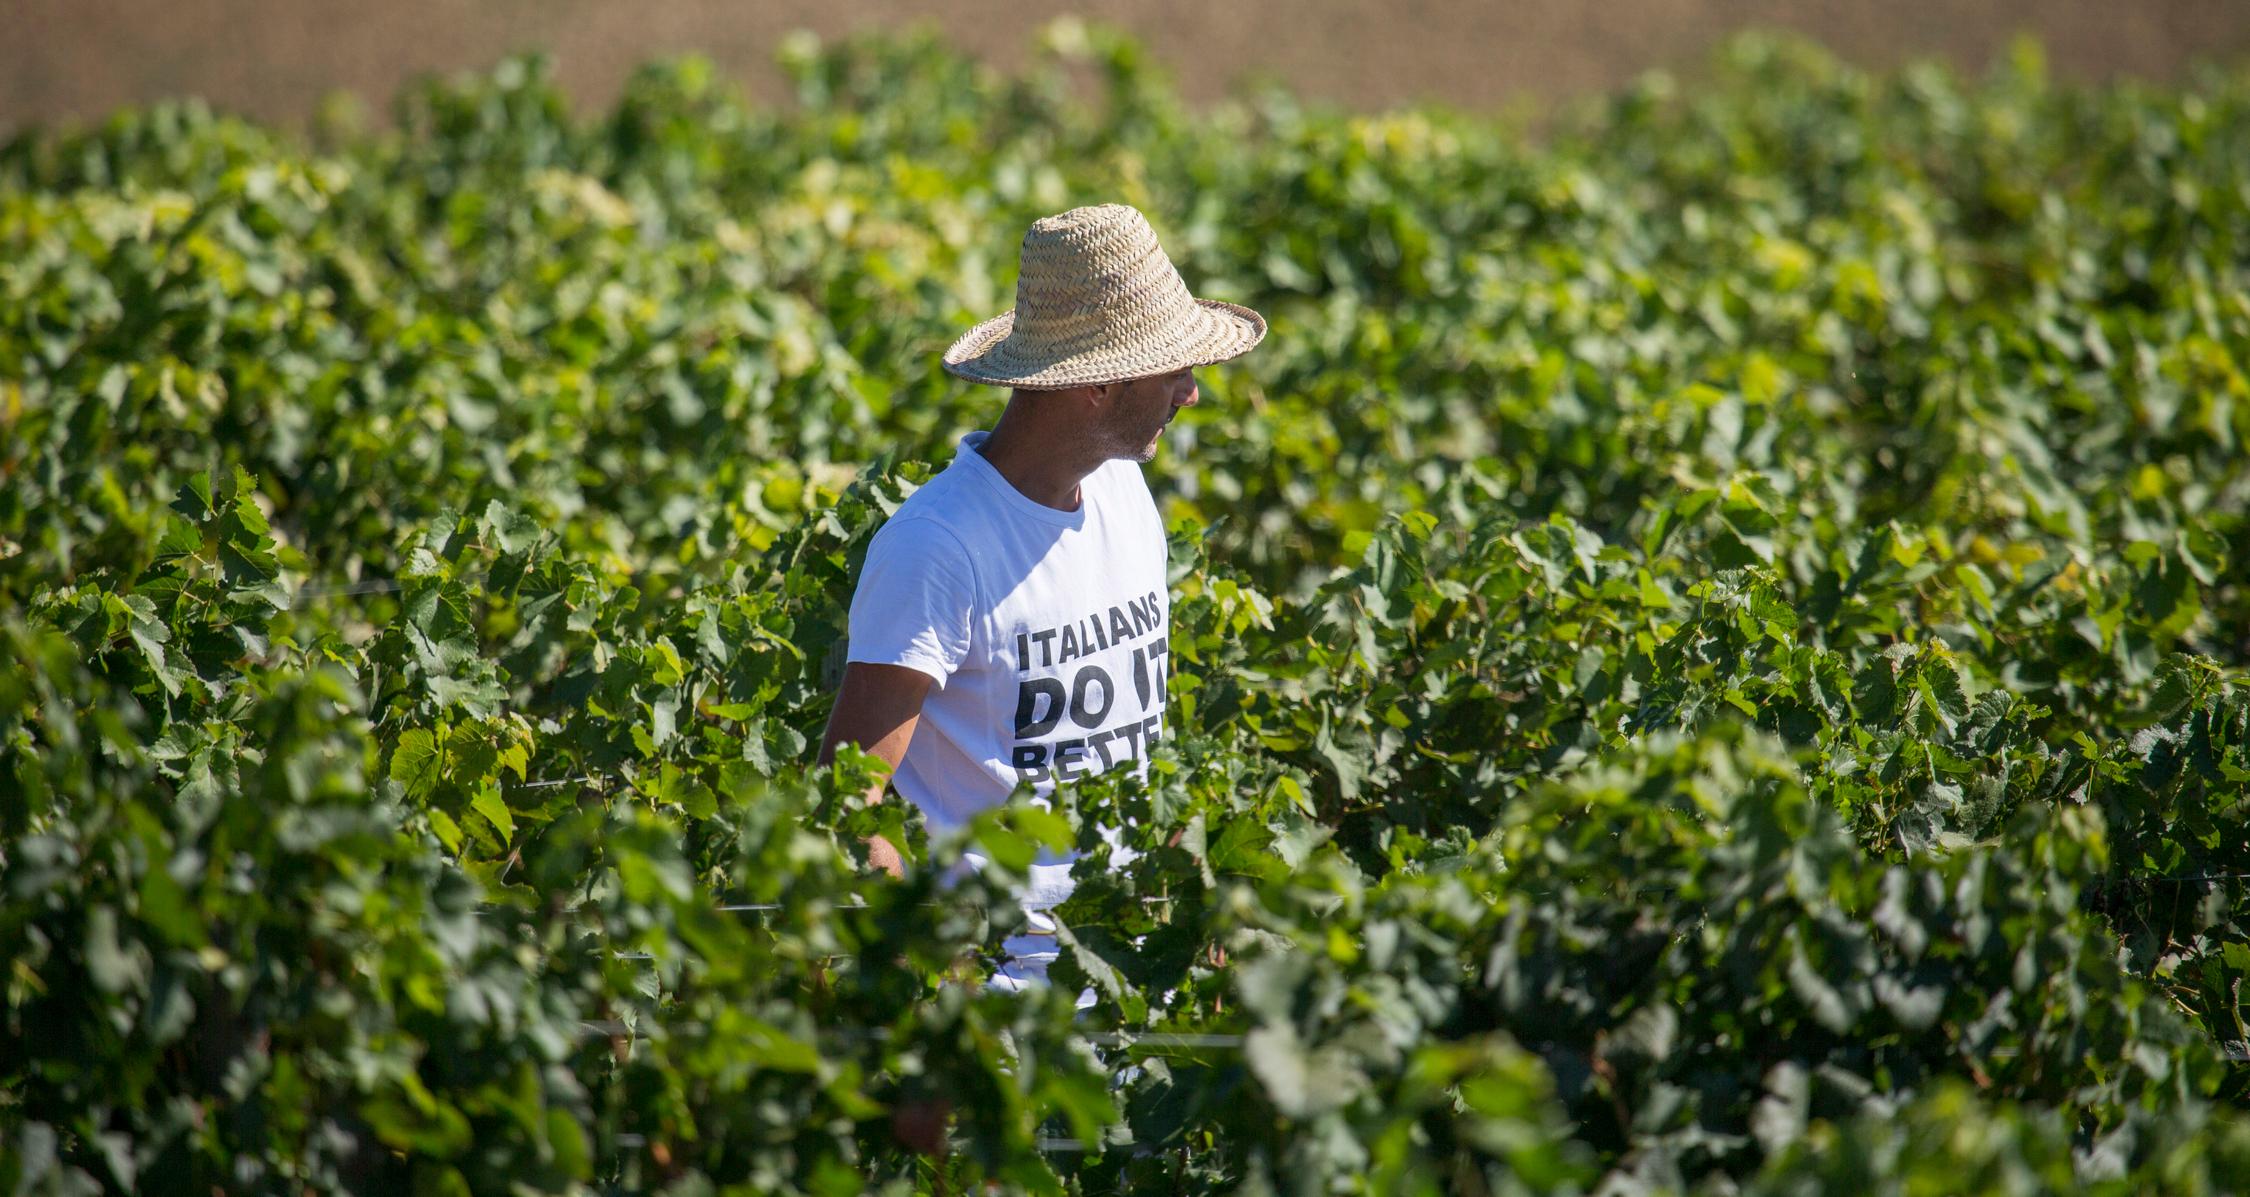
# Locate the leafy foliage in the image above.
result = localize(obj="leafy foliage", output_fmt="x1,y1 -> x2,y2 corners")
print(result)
3,23 -> 2247,1196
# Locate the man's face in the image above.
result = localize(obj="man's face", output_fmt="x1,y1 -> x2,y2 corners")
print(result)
1099,368 -> 1199,463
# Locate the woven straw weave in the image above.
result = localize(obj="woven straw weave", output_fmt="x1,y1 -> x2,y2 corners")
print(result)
942,203 -> 1266,389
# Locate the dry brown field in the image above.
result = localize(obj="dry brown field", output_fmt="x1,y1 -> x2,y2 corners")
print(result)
6,0 -> 2250,132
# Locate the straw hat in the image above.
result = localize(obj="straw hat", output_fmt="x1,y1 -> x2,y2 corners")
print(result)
942,203 -> 1266,389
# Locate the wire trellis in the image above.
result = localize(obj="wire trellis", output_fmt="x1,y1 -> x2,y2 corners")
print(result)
276,580 -> 2250,1123
290,578 -> 405,604
254,565 -> 2250,1169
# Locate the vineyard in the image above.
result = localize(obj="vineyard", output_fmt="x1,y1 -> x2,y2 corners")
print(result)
4,24 -> 2249,1195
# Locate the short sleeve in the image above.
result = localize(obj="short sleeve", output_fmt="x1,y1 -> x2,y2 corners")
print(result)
846,517 -> 977,686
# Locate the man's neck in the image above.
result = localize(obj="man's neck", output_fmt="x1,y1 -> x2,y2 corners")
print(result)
974,396 -> 1109,512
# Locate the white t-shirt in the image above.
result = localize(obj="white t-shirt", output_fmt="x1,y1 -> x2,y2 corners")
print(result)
846,430 -> 1170,910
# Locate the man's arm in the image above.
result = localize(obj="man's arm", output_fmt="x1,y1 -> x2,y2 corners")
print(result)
817,661 -> 936,877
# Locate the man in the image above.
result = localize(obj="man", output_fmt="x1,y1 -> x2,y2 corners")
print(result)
817,203 -> 1266,993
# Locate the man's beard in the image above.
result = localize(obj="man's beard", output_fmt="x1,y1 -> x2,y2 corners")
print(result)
1108,412 -> 1170,463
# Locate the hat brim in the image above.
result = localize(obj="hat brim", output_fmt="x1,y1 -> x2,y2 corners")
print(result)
940,299 -> 1267,390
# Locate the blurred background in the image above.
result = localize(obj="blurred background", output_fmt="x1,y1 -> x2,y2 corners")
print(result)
8,0 -> 2250,131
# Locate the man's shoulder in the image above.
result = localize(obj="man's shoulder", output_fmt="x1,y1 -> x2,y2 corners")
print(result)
858,505 -> 980,611
869,463 -> 995,569
886,459 -> 987,532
